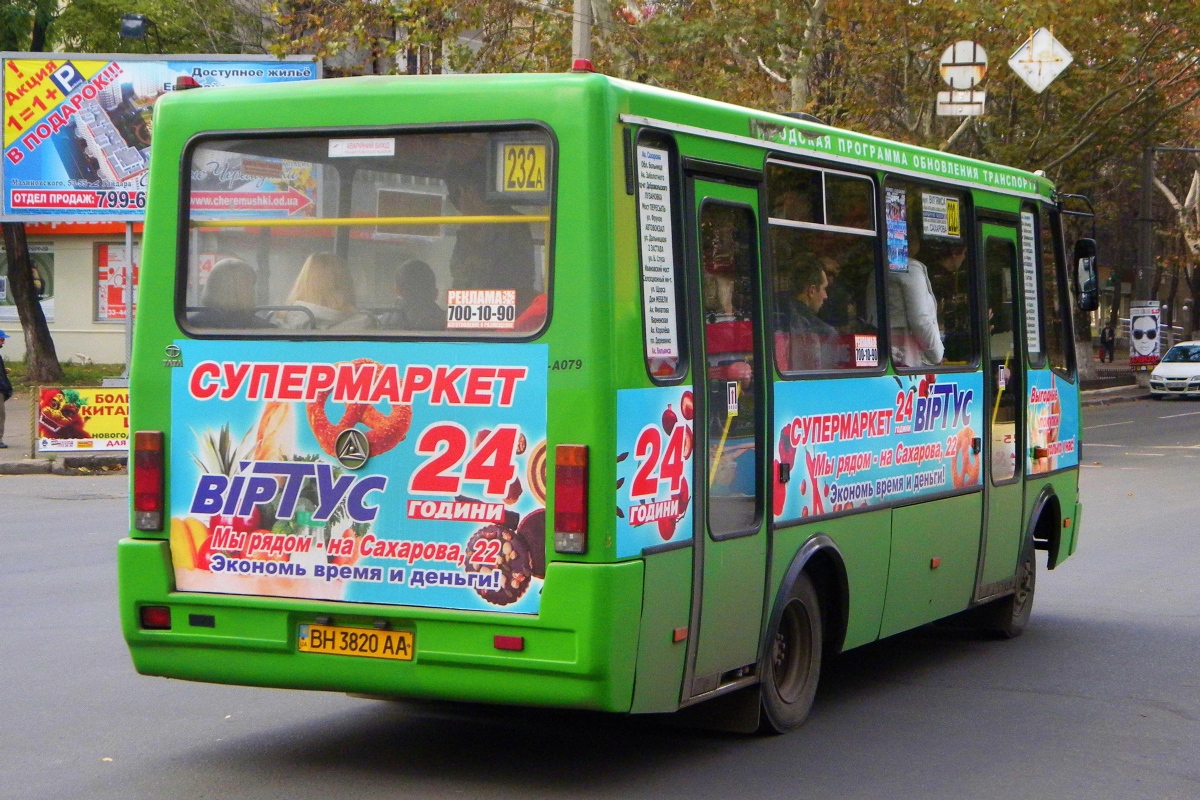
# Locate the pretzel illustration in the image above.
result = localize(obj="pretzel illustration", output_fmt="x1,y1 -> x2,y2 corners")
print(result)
951,426 -> 981,488
306,359 -> 412,457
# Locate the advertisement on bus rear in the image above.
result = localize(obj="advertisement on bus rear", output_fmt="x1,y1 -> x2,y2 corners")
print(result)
1,54 -> 317,219
168,340 -> 547,614
773,372 -> 985,523
615,386 -> 697,558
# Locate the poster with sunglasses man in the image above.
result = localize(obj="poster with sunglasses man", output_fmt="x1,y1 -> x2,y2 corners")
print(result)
1129,301 -> 1161,369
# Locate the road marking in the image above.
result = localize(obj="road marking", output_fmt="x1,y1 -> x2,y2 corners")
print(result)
1084,420 -> 1133,430
1158,410 -> 1200,419
1086,443 -> 1123,447
1123,452 -> 1165,457
1144,445 -> 1200,449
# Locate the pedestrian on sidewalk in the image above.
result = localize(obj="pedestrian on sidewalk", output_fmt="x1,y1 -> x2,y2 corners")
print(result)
1100,323 -> 1116,363
0,330 -> 12,448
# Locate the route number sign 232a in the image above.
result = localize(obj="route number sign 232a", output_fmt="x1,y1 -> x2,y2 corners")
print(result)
500,144 -> 546,193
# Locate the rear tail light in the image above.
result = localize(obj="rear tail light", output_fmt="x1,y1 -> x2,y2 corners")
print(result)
134,431 -> 165,531
140,605 -> 171,630
553,444 -> 588,554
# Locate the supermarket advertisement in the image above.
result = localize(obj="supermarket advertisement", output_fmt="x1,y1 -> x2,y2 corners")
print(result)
36,386 -> 129,452
773,372 -> 985,523
616,386 -> 696,558
1027,371 -> 1079,474
2,54 -> 317,219
169,341 -> 548,614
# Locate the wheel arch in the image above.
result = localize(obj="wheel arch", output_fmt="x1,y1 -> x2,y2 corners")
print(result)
763,534 -> 849,661
1028,485 -> 1063,570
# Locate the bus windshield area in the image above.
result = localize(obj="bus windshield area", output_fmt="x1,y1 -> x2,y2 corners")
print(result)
181,128 -> 553,337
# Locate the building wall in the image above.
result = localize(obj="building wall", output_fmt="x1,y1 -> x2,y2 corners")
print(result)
1,233 -> 140,365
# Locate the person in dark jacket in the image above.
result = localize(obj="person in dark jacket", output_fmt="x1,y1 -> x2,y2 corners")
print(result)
0,329 -> 13,448
1100,323 -> 1116,363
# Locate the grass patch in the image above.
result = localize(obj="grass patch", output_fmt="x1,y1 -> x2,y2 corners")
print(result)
6,361 -> 125,390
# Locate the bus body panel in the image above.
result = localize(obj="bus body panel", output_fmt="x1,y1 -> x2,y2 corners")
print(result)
629,546 -> 693,713
880,493 -> 983,636
120,539 -> 645,710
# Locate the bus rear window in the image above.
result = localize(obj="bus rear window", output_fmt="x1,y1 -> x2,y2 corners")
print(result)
180,128 -> 553,337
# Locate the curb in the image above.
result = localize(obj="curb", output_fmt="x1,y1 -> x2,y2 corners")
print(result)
1081,385 -> 1150,407
0,455 -> 127,476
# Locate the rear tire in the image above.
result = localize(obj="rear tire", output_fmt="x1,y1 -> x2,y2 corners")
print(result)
759,572 -> 822,733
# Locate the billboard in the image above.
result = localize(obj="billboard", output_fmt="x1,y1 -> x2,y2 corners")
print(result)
37,386 -> 129,452
2,53 -> 318,220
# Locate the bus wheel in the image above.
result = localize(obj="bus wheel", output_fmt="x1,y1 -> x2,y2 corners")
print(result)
980,537 -> 1037,639
760,572 -> 822,733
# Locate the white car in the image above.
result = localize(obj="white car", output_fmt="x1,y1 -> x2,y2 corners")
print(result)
1149,341 -> 1200,398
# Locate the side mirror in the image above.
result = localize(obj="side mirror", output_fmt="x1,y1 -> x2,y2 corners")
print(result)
1073,238 -> 1098,312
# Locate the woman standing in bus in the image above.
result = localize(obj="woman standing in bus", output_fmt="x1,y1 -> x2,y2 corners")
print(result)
887,240 -> 948,367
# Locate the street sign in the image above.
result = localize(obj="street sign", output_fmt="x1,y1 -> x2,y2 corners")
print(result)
1008,28 -> 1073,93
937,90 -> 986,116
940,41 -> 987,90
938,41 -> 987,117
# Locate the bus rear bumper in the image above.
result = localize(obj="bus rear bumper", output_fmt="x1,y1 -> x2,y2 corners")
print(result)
119,538 -> 644,712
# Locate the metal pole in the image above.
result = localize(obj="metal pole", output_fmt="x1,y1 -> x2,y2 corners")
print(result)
571,0 -> 592,64
122,221 -> 134,378
1135,147 -> 1156,300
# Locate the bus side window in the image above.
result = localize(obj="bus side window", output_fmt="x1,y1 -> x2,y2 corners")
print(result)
766,161 -> 880,374
879,181 -> 974,369
1039,205 -> 1073,376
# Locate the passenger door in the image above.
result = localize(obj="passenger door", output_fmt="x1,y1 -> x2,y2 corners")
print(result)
976,221 -> 1026,597
681,176 -> 769,699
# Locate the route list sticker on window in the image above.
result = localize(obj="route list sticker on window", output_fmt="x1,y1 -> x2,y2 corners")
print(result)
1020,211 -> 1041,355
636,146 -> 680,360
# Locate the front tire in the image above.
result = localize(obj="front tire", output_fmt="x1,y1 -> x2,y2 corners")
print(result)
759,573 -> 822,733
979,537 -> 1036,639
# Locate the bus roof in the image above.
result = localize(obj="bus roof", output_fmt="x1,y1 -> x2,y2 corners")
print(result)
155,71 -> 1054,201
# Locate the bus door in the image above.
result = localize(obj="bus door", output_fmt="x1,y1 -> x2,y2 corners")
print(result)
681,175 -> 769,699
976,221 -> 1026,598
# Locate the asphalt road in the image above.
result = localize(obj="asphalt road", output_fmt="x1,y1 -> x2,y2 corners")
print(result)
2,397 -> 1198,800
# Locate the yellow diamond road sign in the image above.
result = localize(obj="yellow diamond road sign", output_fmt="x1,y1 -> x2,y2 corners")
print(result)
1009,28 -> 1073,94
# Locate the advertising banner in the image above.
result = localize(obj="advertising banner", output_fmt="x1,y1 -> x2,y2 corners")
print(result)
773,372 -> 984,523
36,386 -> 129,451
615,386 -> 696,558
169,340 -> 548,614
1026,371 -> 1079,474
1129,301 -> 1161,369
95,242 -> 139,321
2,54 -> 317,220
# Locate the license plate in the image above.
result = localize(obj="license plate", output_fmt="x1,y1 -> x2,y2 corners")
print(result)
298,624 -> 414,661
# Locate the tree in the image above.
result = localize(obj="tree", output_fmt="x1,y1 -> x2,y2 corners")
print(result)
2,0 -> 65,381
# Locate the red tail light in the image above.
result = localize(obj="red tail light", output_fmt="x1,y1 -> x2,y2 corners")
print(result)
140,605 -> 171,630
553,444 -> 588,554
134,431 -> 165,531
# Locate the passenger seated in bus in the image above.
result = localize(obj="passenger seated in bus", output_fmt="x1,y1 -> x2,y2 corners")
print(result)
379,259 -> 446,331
780,262 -> 837,370
448,176 -> 544,330
277,252 -> 376,331
189,258 -> 274,329
882,240 -> 946,367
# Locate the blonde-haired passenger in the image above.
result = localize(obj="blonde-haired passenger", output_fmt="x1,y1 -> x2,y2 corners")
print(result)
189,258 -> 273,329
277,252 -> 375,330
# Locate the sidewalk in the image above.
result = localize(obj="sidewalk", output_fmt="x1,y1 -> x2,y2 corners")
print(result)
0,392 -> 128,475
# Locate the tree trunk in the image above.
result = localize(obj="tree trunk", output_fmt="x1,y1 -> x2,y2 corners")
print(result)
1073,303 -> 1097,381
1,222 -> 64,383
